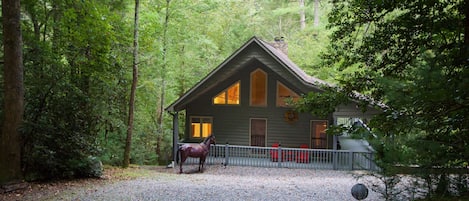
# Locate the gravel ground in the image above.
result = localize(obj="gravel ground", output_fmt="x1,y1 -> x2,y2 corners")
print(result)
19,165 -> 381,201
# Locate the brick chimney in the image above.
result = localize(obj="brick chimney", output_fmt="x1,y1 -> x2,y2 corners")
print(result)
271,36 -> 288,55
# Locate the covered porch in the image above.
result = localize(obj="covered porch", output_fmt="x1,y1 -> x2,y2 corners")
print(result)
179,141 -> 378,171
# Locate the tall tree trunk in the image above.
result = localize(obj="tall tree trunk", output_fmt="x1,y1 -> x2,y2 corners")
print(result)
299,0 -> 306,30
313,0 -> 320,27
1,0 -> 25,185
123,0 -> 140,168
156,0 -> 171,164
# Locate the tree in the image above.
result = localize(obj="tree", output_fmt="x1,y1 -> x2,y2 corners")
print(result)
155,0 -> 171,164
299,0 -> 306,30
1,0 -> 24,185
20,0 -> 130,179
312,0 -> 320,27
322,0 -> 469,198
123,0 -> 140,168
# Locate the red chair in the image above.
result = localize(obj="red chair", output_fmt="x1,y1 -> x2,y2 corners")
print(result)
270,143 -> 285,162
296,144 -> 310,163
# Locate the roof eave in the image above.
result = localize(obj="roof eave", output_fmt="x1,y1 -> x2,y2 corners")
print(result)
254,38 -> 332,91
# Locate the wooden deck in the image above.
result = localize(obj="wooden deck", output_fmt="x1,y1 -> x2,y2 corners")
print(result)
179,143 -> 378,171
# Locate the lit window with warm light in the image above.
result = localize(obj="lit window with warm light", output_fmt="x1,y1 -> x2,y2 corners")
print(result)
250,69 -> 267,106
213,81 -> 240,105
190,117 -> 212,139
276,82 -> 300,107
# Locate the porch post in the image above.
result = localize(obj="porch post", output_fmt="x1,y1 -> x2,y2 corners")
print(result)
333,134 -> 338,170
225,142 -> 229,166
278,145 -> 282,168
172,112 -> 179,164
332,115 -> 338,170
349,150 -> 354,170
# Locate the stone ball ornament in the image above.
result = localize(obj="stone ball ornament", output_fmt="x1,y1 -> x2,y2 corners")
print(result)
351,183 -> 369,200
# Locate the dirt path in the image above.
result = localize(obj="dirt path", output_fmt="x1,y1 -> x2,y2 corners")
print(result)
0,166 -> 152,201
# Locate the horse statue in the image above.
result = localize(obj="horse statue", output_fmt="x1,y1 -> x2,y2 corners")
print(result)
177,135 -> 216,173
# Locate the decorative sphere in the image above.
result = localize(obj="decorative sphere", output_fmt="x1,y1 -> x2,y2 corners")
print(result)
351,183 -> 369,200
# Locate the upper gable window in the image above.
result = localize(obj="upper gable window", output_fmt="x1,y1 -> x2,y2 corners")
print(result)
250,69 -> 267,106
276,81 -> 300,107
213,81 -> 240,105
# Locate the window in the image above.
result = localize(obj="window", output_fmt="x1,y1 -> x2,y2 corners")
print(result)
213,81 -> 240,105
190,117 -> 212,138
250,118 -> 267,147
250,69 -> 267,106
336,117 -> 358,127
311,120 -> 328,149
336,117 -> 367,136
276,82 -> 300,107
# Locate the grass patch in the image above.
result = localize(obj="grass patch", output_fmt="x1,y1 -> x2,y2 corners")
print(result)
102,164 -> 178,181
103,165 -> 159,180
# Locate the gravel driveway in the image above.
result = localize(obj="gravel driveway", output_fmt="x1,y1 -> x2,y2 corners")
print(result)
24,165 -> 381,201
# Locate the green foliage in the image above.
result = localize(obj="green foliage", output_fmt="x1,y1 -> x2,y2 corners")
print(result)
22,85 -> 102,179
325,0 -> 469,198
294,85 -> 350,118
20,0 -> 131,180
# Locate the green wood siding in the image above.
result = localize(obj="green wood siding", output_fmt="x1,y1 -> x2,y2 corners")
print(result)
184,57 -> 330,147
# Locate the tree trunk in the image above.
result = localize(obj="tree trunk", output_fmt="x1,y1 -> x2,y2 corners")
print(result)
156,0 -> 171,164
123,0 -> 140,168
313,0 -> 320,27
1,0 -> 25,185
299,0 -> 306,30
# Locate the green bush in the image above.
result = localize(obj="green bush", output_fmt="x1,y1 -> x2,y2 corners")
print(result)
22,84 -> 102,180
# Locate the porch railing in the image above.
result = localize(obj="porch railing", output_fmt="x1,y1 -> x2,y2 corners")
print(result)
177,143 -> 378,171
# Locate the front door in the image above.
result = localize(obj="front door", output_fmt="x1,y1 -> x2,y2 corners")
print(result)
311,120 -> 328,149
250,118 -> 266,147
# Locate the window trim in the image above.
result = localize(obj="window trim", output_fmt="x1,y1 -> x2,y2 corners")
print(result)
276,81 -> 300,107
250,68 -> 267,107
310,120 -> 329,149
189,116 -> 213,139
213,81 -> 241,105
249,118 -> 267,147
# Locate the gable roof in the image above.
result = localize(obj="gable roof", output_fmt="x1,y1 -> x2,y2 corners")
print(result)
256,38 -> 331,87
166,36 -> 332,112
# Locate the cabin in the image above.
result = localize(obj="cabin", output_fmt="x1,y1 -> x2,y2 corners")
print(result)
166,36 -> 381,164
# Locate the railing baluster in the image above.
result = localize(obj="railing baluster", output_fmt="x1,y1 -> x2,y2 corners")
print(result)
225,142 -> 229,166
278,145 -> 282,168
176,142 -> 376,171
